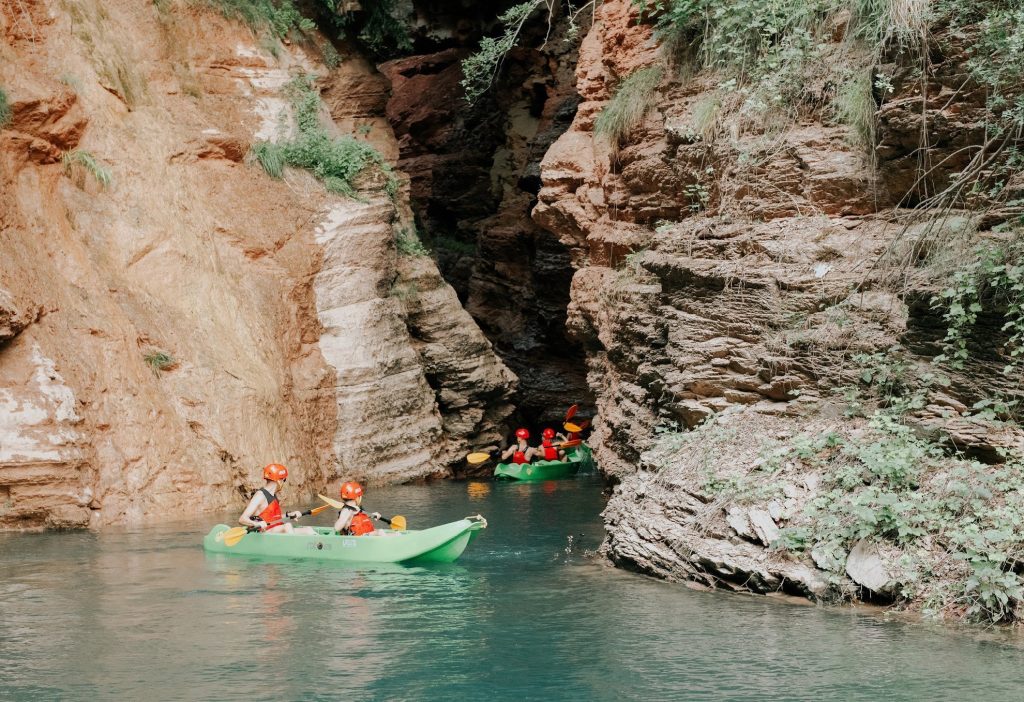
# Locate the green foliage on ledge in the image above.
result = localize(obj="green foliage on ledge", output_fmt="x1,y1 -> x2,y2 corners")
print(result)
248,74 -> 396,199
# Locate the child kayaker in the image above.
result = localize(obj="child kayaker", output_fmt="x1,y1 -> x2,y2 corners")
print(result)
239,464 -> 317,535
540,428 -> 565,461
333,481 -> 382,536
500,428 -> 535,464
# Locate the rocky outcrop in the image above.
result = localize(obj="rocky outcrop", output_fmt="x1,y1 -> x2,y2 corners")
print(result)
0,0 -> 514,528
531,0 -> 1024,611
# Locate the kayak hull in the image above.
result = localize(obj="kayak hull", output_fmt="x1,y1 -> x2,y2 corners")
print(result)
202,516 -> 486,563
494,443 -> 595,481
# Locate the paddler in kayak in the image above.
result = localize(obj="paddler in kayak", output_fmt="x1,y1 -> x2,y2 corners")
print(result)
539,428 -> 565,461
333,481 -> 382,536
238,463 -> 317,535
500,428 -> 535,464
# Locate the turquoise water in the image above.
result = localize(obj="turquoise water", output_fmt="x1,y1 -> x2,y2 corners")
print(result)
2,476 -> 1024,701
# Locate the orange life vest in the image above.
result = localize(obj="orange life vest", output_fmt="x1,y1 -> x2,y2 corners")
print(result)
340,505 -> 375,536
349,512 -> 374,536
257,488 -> 282,526
542,439 -> 558,461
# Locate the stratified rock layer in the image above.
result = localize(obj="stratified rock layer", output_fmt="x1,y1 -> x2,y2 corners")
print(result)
0,0 -> 514,528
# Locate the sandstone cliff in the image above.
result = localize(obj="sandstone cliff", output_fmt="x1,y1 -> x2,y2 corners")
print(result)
528,0 -> 1024,620
0,0 -> 514,529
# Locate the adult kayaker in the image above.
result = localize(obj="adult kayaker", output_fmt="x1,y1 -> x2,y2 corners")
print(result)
500,428 -> 535,464
539,428 -> 565,461
238,464 -> 317,535
333,481 -> 382,536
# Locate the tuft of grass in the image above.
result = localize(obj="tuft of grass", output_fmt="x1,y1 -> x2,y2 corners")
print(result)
0,88 -> 10,127
61,150 -> 113,189
204,0 -> 314,38
144,351 -> 176,373
247,74 -> 395,199
834,68 -> 877,151
594,67 -> 664,144
395,227 -> 429,256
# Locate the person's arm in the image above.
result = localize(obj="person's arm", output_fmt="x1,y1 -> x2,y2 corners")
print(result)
500,445 -> 515,460
239,493 -> 266,529
333,507 -> 354,533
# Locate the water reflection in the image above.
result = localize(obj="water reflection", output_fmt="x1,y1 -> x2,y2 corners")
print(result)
3,477 -> 1024,701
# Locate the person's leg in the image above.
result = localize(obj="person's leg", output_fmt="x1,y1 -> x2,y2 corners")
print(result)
294,526 -> 317,535
266,523 -> 294,534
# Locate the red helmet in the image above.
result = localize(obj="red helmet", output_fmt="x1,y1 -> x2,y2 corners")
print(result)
515,428 -> 530,440
263,463 -> 288,482
542,428 -> 556,439
340,481 -> 364,500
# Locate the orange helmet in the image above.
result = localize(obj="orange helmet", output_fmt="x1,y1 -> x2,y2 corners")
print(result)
515,428 -> 530,440
263,463 -> 288,482
542,428 -> 556,439
340,481 -> 364,500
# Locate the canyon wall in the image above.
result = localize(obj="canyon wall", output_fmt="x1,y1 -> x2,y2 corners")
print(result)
0,0 -> 513,529
529,0 -> 1024,609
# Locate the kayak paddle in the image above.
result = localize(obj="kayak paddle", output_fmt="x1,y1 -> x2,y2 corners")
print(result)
317,494 -> 407,530
564,404 -> 579,422
221,504 -> 332,547
467,451 -> 494,465
564,422 -> 583,433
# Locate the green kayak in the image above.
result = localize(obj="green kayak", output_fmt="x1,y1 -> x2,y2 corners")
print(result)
494,443 -> 595,481
203,515 -> 487,564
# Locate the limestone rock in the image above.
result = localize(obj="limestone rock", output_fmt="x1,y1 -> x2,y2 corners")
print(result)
845,539 -> 892,594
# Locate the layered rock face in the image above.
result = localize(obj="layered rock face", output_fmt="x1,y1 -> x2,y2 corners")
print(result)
0,0 -> 513,528
379,10 -> 594,424
531,0 -> 1024,602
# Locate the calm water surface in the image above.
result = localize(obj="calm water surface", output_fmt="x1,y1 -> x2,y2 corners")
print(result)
3,476 -> 1024,701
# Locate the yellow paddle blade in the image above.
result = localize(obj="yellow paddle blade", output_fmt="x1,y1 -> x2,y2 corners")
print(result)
390,515 -> 407,530
221,527 -> 249,547
318,493 -> 345,509
564,422 -> 582,433
467,452 -> 492,465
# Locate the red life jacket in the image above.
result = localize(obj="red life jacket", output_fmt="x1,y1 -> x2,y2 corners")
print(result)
513,450 -> 528,464
257,488 -> 282,526
350,512 -> 374,536
542,439 -> 558,461
340,505 -> 375,536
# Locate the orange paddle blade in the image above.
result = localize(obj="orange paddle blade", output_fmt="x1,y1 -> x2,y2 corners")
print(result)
389,515 -> 407,530
564,404 -> 579,422
559,439 -> 582,449
467,452 -> 492,465
564,422 -> 582,433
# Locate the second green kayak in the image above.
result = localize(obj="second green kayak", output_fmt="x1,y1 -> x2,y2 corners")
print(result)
203,515 -> 486,563
494,443 -> 595,481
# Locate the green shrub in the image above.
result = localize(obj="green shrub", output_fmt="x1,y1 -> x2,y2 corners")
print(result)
395,227 -> 429,256
204,0 -> 314,38
0,88 -> 11,127
461,0 -> 544,104
61,150 -> 113,188
144,351 -> 176,373
249,74 -> 395,198
594,67 -> 664,144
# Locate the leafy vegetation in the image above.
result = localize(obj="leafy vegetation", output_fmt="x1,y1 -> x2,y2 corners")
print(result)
144,351 -> 176,373
248,74 -> 395,198
461,0 -> 597,103
0,88 -> 11,127
203,0 -> 314,37
930,238 -> 1024,376
594,66 -> 663,144
394,227 -> 429,256
61,150 -> 113,189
